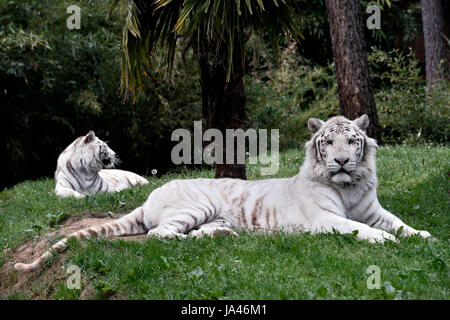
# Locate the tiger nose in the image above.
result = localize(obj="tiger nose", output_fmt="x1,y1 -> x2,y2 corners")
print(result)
334,157 -> 349,166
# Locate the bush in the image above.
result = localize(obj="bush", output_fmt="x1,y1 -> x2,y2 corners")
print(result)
247,46 -> 449,149
0,0 -> 202,189
369,48 -> 449,144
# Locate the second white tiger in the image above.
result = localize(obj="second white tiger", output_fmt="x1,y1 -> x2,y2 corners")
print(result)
54,131 -> 148,198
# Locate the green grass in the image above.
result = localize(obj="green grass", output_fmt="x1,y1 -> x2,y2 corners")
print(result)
0,145 -> 449,299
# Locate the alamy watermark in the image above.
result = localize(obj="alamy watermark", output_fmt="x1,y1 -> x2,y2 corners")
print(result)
366,265 -> 381,289
66,264 -> 81,289
171,121 -> 279,176
66,5 -> 81,30
366,4 -> 381,30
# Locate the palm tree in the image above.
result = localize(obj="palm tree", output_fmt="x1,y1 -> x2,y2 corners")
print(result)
115,0 -> 303,179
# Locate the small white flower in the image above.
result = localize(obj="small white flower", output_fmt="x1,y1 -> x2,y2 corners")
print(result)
151,169 -> 157,175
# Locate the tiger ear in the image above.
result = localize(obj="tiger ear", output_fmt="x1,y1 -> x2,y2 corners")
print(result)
308,118 -> 324,134
354,114 -> 369,131
85,131 -> 96,144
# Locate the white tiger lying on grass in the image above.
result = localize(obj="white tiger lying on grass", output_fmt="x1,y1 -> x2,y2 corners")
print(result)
15,115 -> 432,273
54,131 -> 148,198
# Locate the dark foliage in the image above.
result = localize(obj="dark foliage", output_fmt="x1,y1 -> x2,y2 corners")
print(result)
0,0 -> 201,190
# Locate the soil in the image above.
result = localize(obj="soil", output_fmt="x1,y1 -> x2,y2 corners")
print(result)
0,214 -> 146,299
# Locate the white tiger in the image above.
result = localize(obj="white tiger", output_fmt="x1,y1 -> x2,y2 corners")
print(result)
15,115 -> 432,273
54,131 -> 148,198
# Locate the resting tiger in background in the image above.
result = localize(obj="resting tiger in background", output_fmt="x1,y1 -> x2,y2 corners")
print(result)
15,115 -> 432,273
54,131 -> 148,198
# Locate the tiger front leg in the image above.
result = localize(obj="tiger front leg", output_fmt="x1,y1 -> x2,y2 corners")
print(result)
55,183 -> 85,198
314,213 -> 398,243
363,203 -> 432,239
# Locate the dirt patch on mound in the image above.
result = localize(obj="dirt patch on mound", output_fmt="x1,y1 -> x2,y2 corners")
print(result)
0,214 -> 147,299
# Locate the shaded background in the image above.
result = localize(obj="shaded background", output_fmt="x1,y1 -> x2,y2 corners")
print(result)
1,0 -> 449,190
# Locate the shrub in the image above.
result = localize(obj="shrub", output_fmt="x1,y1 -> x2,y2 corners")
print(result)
247,47 -> 449,149
369,48 -> 449,144
0,0 -> 202,189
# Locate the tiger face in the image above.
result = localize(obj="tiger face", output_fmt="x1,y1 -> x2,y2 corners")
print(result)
307,115 -> 376,185
79,131 -> 119,171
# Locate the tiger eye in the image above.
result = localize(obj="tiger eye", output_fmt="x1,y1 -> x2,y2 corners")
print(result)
348,139 -> 355,144
326,140 -> 333,145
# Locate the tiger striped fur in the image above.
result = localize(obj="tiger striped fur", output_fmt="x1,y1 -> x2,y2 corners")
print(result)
15,115 -> 432,273
54,131 -> 148,198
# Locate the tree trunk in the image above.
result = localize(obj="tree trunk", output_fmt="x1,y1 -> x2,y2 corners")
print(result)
197,36 -> 248,179
326,0 -> 382,144
421,0 -> 446,90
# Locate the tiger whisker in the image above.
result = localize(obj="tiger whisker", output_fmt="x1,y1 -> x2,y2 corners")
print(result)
111,156 -> 121,168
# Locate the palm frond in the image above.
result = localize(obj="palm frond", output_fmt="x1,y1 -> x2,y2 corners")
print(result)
118,0 -> 304,101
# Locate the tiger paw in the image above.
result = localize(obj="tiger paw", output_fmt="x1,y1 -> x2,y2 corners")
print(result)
417,230 -> 434,240
211,228 -> 239,239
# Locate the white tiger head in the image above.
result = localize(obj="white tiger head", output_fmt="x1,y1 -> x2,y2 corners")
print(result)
305,115 -> 378,186
77,131 -> 119,171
